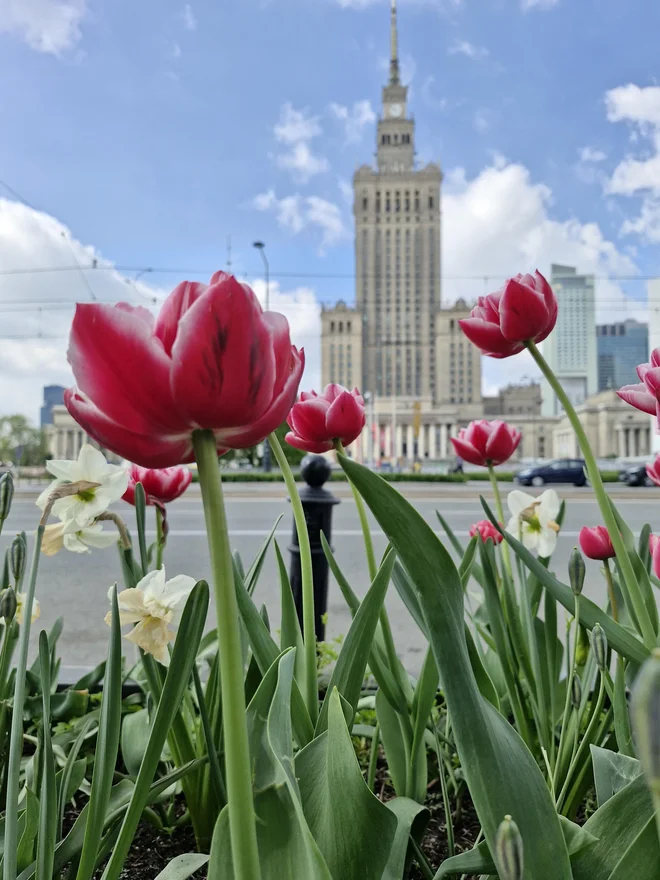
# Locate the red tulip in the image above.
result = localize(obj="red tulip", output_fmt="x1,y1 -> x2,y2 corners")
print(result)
647,456 -> 660,487
451,419 -> 521,467
469,520 -> 503,544
652,538 -> 660,580
123,464 -> 192,506
65,273 -> 304,468
579,526 -> 615,560
618,348 -> 660,421
285,385 -> 366,453
649,533 -> 659,557
459,271 -> 558,358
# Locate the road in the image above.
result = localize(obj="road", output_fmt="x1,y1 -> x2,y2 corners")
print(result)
2,481 -> 659,678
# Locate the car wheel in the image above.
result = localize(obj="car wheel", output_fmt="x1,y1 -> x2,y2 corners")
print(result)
531,476 -> 545,487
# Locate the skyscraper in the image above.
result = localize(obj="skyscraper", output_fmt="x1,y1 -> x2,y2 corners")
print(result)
352,0 -> 442,403
597,319 -> 648,391
541,264 -> 597,416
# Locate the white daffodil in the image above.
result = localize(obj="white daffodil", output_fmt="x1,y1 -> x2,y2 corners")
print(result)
106,568 -> 196,665
507,489 -> 561,558
42,521 -> 119,557
37,444 -> 128,531
16,592 -> 40,626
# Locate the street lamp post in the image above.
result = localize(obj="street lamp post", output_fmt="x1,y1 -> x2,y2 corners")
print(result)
253,241 -> 271,472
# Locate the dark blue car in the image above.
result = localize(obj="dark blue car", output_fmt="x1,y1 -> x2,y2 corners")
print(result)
515,458 -> 587,487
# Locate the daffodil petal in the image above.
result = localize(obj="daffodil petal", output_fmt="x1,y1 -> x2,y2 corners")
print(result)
507,490 -> 536,518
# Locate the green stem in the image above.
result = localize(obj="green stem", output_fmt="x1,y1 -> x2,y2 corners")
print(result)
487,463 -> 512,576
192,430 -> 261,880
3,526 -> 44,880
155,507 -> 165,571
435,721 -> 455,858
336,441 -> 377,582
553,598 -> 580,791
557,672 -> 606,811
268,432 -> 318,724
367,722 -> 380,792
527,341 -> 656,648
603,559 -> 619,623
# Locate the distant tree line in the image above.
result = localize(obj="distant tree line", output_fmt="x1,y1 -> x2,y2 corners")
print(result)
0,415 -> 50,467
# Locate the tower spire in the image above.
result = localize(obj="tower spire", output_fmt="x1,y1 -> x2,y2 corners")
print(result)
389,0 -> 400,85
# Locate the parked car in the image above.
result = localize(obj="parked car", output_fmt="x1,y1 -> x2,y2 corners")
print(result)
619,463 -> 654,487
515,458 -> 587,487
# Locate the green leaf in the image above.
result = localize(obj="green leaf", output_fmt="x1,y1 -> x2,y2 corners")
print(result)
591,745 -> 641,808
433,840 -> 494,878
55,760 -> 86,811
341,456 -> 573,880
408,646 -> 438,803
36,632 -> 57,880
458,536 -> 478,590
244,516 -> 282,596
233,561 -> 314,747
73,661 -> 107,691
120,709 -> 151,778
276,541 -> 305,688
608,498 -> 659,635
559,815 -> 599,858
375,687 -> 409,796
315,548 -> 395,735
155,854 -> 210,880
100,581 -> 209,880
382,797 -> 429,880
571,775 -> 658,879
16,790 -> 40,873
57,714 -> 95,836
76,586 -> 124,880
296,689 -> 398,879
480,503 -> 650,665
613,659 -> 635,757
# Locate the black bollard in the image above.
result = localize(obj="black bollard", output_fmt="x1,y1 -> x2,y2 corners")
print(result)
288,455 -> 340,642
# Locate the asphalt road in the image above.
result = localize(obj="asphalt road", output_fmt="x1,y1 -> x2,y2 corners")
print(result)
3,481 -> 659,678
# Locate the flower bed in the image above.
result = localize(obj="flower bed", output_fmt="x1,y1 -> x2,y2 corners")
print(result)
1,269 -> 659,880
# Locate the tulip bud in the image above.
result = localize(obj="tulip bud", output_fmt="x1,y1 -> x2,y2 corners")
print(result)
0,473 -> 14,522
571,673 -> 582,710
590,623 -> 608,671
495,815 -> 524,880
568,547 -> 585,596
9,534 -> 26,586
576,624 -> 590,667
0,587 -> 17,623
631,649 -> 660,797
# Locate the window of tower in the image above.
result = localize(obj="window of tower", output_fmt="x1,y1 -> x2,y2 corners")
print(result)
330,321 -> 335,333
386,193 -> 391,212
347,321 -> 351,333
362,196 -> 368,211
402,133 -> 410,144
414,191 -> 420,212
339,322 -> 343,332
405,192 -> 410,211
393,134 -> 399,144
449,319 -> 454,331
428,194 -> 434,210
376,192 -> 381,212
395,193 -> 400,212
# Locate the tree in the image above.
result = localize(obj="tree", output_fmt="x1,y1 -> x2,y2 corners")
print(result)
0,416 -> 49,466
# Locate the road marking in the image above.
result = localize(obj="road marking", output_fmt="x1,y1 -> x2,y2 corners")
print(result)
145,528 -> 620,539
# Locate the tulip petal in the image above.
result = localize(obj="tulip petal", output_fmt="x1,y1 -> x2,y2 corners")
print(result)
284,432 -> 333,454
66,389 -> 194,469
326,391 -> 366,445
499,278 -> 552,343
154,280 -> 208,355
450,437 -> 487,466
68,303 -> 186,434
617,383 -> 657,416
170,277 -> 277,428
288,399 -> 330,442
485,421 -> 520,464
458,317 -> 524,358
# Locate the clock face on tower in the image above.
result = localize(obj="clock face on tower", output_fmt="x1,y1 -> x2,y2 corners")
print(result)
388,103 -> 403,118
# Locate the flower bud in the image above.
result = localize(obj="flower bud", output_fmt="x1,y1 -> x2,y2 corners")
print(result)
495,815 -> 524,880
590,623 -> 608,671
9,534 -> 26,585
0,587 -> 17,623
576,624 -> 590,667
0,473 -> 14,522
568,547 -> 586,596
631,649 -> 660,796
571,673 -> 582,710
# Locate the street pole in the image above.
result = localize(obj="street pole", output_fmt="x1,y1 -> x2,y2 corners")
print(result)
253,241 -> 271,471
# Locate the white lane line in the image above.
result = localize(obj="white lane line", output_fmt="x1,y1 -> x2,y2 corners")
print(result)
147,528 -> 621,538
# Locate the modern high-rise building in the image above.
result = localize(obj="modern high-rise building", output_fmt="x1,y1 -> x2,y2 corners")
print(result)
40,385 -> 66,427
541,264 -> 598,416
597,319 -> 648,392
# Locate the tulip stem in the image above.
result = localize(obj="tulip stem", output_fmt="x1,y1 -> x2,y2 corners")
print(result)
603,559 -> 619,623
4,526 -> 44,880
268,432 -> 318,724
526,340 -> 656,649
335,441 -> 377,581
487,463 -> 512,575
192,430 -> 261,880
155,507 -> 165,570
553,599 -> 580,792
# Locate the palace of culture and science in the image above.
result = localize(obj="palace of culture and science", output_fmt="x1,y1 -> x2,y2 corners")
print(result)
319,0 -> 651,465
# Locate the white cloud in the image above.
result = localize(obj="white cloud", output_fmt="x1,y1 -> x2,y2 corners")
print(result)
182,3 -> 197,30
337,178 -> 354,204
273,103 -> 329,183
274,103 -> 323,144
171,42 -> 182,59
276,143 -> 330,183
579,146 -> 607,163
449,39 -> 488,60
606,84 -> 660,127
0,0 -> 88,55
521,0 -> 559,9
253,190 -> 348,253
473,109 -> 490,133
330,100 -> 377,143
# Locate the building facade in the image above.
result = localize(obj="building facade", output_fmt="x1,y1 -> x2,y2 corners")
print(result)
552,390 -> 651,459
46,405 -> 122,463
435,300 -> 481,405
541,264 -> 597,416
320,302 -> 362,391
40,385 -> 66,427
483,382 -> 542,417
597,320 -> 648,392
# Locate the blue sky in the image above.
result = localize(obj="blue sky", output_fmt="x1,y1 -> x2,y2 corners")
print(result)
1,0 -> 660,418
